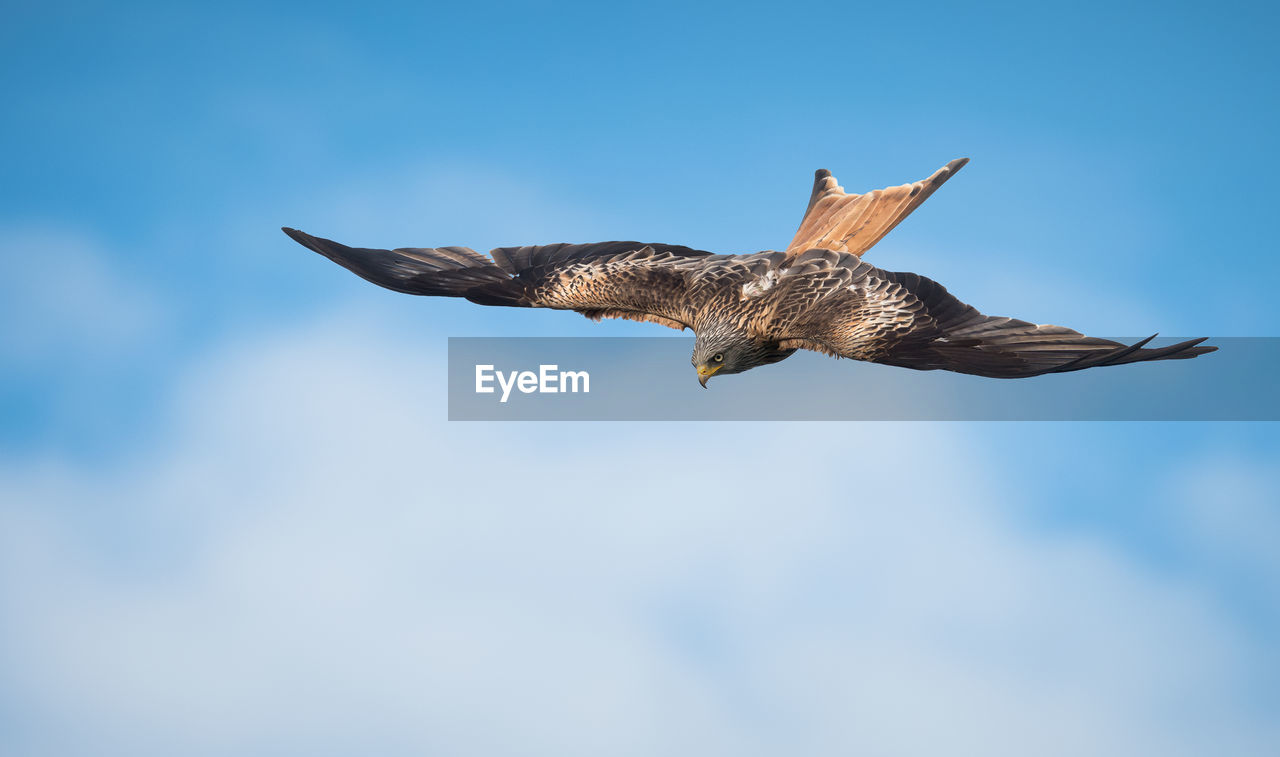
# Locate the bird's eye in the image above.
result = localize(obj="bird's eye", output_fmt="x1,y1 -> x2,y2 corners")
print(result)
713,353 -> 724,362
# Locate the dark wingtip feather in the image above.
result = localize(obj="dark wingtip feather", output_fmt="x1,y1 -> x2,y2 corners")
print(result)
280,227 -> 358,267
281,226 -> 323,252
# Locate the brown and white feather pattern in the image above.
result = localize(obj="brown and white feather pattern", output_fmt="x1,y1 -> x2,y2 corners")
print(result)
282,160 -> 1215,380
786,158 -> 970,259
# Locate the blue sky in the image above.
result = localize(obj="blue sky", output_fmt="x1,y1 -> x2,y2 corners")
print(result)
2,1 -> 1279,754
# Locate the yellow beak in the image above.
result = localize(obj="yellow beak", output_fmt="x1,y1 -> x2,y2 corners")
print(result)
696,363 -> 721,388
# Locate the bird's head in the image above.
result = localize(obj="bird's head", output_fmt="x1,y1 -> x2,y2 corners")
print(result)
692,327 -> 796,387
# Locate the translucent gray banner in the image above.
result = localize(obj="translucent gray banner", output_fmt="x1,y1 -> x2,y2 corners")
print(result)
447,337 -> 1276,421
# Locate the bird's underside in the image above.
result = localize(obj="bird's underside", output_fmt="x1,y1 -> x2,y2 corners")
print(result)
283,158 -> 1214,381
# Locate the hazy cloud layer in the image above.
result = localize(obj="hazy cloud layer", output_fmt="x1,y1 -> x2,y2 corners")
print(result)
2,314 -> 1275,757
1,226 -> 166,372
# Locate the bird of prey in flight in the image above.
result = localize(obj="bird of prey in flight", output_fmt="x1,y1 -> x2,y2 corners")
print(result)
283,159 -> 1213,386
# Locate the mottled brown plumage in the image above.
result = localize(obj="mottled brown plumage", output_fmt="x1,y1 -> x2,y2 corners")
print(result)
283,159 -> 1215,385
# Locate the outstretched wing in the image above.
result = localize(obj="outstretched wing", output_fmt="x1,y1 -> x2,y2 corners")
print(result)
763,252 -> 1215,378
282,227 -> 714,330
786,158 -> 968,259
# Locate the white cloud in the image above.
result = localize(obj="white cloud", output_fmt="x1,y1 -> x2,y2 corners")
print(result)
1168,453 -> 1280,584
0,226 -> 167,372
0,313 -> 1275,757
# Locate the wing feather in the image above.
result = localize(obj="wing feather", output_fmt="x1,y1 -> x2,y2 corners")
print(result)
283,227 -> 715,328
763,258 -> 1216,377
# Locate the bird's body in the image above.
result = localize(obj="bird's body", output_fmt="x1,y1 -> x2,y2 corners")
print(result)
284,159 -> 1214,385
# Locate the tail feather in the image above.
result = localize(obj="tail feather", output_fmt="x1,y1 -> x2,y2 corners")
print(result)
786,158 -> 968,259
